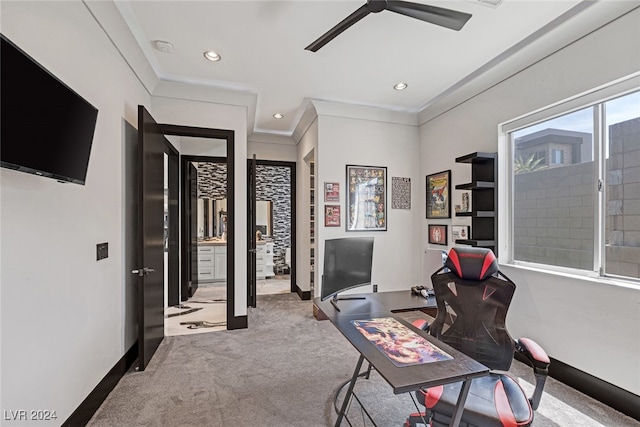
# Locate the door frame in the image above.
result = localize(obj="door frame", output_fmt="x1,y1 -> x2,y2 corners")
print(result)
182,156 -> 226,300
163,124 -> 245,330
247,159 -> 301,299
184,162 -> 199,299
165,141 -> 180,307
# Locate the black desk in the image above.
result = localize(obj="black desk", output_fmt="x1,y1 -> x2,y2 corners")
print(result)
313,290 -> 437,321
314,291 -> 489,427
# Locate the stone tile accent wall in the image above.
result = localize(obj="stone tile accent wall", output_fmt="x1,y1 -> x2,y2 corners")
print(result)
196,162 -> 227,200
256,165 -> 292,268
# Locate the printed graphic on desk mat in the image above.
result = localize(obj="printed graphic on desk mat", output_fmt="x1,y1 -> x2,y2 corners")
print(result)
351,317 -> 453,367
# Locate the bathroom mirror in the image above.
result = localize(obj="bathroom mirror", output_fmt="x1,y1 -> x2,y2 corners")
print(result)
214,199 -> 227,237
197,197 -> 228,238
256,200 -> 273,237
197,198 -> 214,238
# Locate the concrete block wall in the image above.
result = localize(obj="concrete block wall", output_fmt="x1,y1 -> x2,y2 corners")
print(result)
606,117 -> 640,277
514,161 -> 595,269
514,117 -> 640,277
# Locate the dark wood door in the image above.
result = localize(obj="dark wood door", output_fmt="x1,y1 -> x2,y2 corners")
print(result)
247,155 -> 257,308
136,105 -> 166,371
188,163 -> 199,297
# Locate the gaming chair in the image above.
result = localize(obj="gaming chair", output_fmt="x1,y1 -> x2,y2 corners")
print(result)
407,247 -> 550,427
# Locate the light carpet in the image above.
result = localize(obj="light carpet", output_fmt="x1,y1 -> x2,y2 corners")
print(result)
90,293 -> 639,427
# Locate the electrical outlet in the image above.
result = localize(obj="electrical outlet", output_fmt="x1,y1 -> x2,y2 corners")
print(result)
97,242 -> 109,261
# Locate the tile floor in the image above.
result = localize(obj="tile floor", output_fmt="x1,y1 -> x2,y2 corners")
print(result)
164,275 -> 292,336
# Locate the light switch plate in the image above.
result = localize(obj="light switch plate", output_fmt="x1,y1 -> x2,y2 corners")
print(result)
97,242 -> 108,261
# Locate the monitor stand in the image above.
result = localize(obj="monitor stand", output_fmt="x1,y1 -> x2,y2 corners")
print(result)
330,294 -> 366,312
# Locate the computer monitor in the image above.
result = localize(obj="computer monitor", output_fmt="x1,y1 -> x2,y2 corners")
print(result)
321,237 -> 374,311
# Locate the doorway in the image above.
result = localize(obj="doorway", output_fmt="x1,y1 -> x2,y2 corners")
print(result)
167,155 -> 229,336
247,160 -> 297,304
161,124 -> 244,333
132,107 -> 241,370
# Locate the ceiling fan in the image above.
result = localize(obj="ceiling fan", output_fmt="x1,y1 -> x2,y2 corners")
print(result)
305,0 -> 472,52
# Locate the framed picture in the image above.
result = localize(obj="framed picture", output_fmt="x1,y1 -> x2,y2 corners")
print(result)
426,170 -> 451,219
451,225 -> 470,241
428,224 -> 448,245
391,177 -> 411,209
324,182 -> 340,202
346,165 -> 387,231
324,205 -> 340,227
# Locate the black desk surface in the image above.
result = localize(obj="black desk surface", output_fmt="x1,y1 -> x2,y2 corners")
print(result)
314,290 -> 436,320
315,291 -> 488,395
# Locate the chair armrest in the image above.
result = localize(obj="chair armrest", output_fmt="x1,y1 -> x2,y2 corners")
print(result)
516,338 -> 550,372
515,338 -> 550,410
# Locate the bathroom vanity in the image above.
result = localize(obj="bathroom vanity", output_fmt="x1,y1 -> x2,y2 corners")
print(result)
197,240 -> 227,283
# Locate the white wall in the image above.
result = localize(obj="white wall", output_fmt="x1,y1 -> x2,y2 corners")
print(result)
295,119 -> 318,292
150,94 -> 248,318
0,1 -> 150,423
313,104 -> 423,296
419,8 -> 640,394
248,134 -> 297,162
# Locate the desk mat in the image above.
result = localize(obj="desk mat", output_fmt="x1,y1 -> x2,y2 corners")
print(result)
351,317 -> 452,367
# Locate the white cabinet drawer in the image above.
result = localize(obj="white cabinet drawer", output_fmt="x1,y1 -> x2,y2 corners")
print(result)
198,266 -> 214,279
198,245 -> 214,253
198,254 -> 214,265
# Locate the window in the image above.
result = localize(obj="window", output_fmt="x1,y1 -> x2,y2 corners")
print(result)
550,149 -> 564,165
504,88 -> 640,281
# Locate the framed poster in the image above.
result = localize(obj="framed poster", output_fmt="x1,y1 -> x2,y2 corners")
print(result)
324,205 -> 340,227
346,165 -> 387,231
428,224 -> 448,245
426,170 -> 451,219
392,177 -> 411,209
324,182 -> 340,202
452,225 -> 470,241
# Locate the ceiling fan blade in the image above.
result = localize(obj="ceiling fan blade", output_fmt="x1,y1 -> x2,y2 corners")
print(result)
305,4 -> 371,52
385,1 -> 472,31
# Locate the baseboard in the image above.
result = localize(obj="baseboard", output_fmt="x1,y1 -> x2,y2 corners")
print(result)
515,354 -> 640,421
294,283 -> 311,300
62,342 -> 138,426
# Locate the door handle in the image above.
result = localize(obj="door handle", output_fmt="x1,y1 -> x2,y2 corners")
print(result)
248,249 -> 257,253
132,267 -> 156,276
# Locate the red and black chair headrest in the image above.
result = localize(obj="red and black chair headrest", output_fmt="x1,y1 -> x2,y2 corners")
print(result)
444,247 -> 498,280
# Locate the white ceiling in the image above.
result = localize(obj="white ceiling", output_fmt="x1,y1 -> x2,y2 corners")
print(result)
85,0 -> 639,138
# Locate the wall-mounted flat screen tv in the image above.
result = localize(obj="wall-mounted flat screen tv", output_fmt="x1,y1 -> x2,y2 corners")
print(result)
1,34 -> 98,185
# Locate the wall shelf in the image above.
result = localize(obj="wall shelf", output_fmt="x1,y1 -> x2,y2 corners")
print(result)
456,210 -> 495,218
454,152 -> 497,252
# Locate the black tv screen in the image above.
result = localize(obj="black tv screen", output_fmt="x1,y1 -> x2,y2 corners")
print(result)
1,34 -> 98,185
321,237 -> 374,301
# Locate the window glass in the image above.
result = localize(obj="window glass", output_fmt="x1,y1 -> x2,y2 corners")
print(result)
512,107 -> 595,270
604,91 -> 640,279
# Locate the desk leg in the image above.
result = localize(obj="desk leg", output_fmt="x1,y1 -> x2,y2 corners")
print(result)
449,378 -> 472,427
335,355 -> 365,427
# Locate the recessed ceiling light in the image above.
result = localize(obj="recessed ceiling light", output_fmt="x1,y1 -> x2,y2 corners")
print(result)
203,50 -> 221,62
394,82 -> 408,91
273,113 -> 284,119
154,40 -> 174,54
